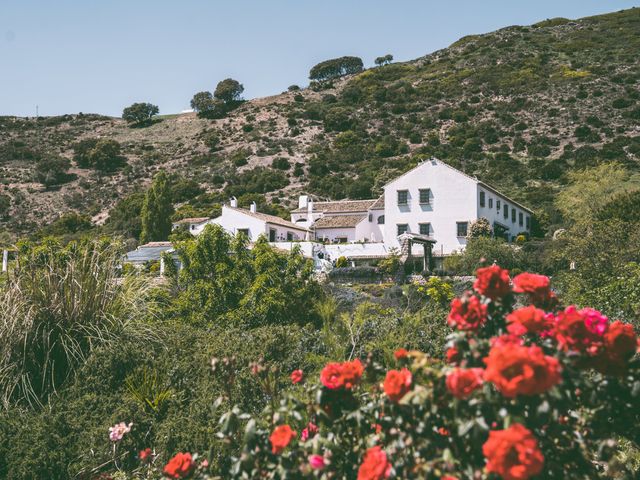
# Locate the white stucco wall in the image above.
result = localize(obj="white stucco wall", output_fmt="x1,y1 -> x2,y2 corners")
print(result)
195,206 -> 306,242
383,159 -> 478,255
314,227 -> 357,243
476,186 -> 531,241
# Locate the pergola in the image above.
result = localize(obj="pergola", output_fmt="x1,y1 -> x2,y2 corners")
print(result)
398,233 -> 437,273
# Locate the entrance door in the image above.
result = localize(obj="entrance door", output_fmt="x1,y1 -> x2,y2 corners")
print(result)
269,228 -> 277,242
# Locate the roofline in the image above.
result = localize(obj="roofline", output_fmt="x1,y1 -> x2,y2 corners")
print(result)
383,157 -> 533,214
224,205 -> 309,232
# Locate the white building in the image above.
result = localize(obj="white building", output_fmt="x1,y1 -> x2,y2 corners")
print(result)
195,199 -> 308,242
179,158 -> 532,269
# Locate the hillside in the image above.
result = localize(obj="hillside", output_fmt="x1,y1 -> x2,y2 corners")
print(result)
1,8 -> 639,240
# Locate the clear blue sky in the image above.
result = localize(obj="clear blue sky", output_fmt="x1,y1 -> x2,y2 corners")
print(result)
1,0 -> 638,117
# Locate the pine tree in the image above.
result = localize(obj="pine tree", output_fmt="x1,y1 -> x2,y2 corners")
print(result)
140,171 -> 174,244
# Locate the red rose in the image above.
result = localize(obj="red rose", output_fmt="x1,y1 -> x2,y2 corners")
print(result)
139,448 -> 152,462
482,423 -> 544,480
163,452 -> 195,479
490,334 -> 524,348
320,359 -> 364,390
301,422 -> 318,441
597,320 -> 638,373
506,305 -> 551,335
270,424 -> 296,454
290,369 -> 304,384
394,348 -> 408,360
554,306 -> 607,355
512,272 -> 555,308
483,344 -> 561,398
445,347 -> 461,364
357,446 -> 391,480
383,368 -> 412,402
445,368 -> 484,399
474,265 -> 511,300
447,293 -> 487,331
441,477 -> 458,480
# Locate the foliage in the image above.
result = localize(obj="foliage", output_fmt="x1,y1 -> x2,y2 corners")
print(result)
214,78 -> 244,104
190,91 -> 224,118
104,192 -> 145,240
447,237 -> 525,275
377,247 -> 401,275
140,171 -> 174,244
335,256 -> 348,268
34,212 -> 93,240
73,138 -> 126,172
309,56 -> 364,82
33,156 -> 71,187
122,102 -> 159,126
0,238 -> 156,408
416,276 -> 455,305
374,54 -> 393,67
467,217 -> 493,238
171,224 -> 319,327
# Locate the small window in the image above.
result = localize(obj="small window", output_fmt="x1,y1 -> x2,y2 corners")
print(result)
377,215 -> 385,225
419,223 -> 431,235
191,224 -> 196,231
269,228 -> 277,242
397,190 -> 408,205
286,232 -> 294,241
479,191 -> 486,207
497,199 -> 501,211
336,237 -> 348,244
488,198 -> 493,209
457,222 -> 468,237
511,208 -> 516,223
397,224 -> 409,235
519,212 -> 523,226
419,188 -> 431,205
237,228 -> 250,239
526,216 -> 530,229
368,213 -> 373,222
503,203 -> 509,219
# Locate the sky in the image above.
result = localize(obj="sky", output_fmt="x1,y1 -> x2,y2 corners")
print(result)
1,1 -> 638,117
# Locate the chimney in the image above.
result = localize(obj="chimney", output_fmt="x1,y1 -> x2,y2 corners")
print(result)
298,195 -> 309,209
230,197 -> 237,208
307,199 -> 314,214
250,201 -> 257,213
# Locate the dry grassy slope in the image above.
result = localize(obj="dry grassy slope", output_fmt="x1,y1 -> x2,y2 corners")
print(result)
1,8 -> 640,238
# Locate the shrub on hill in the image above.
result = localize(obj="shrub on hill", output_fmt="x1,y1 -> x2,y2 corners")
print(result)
73,138 -> 126,172
309,56 -> 364,83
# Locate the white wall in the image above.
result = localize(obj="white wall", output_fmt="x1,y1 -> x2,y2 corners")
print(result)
477,186 -> 531,241
194,206 -> 305,242
314,227 -> 357,243
383,160 -> 478,255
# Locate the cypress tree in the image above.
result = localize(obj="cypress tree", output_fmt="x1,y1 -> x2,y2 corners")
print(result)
140,171 -> 174,244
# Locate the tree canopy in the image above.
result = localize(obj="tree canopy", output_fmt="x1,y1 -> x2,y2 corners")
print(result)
309,56 -> 364,82
374,54 -> 393,66
140,171 -> 174,244
214,78 -> 244,104
73,138 -> 125,172
34,156 -> 71,187
122,102 -> 159,126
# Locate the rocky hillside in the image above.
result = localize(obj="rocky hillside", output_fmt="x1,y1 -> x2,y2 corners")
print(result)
1,8 -> 639,240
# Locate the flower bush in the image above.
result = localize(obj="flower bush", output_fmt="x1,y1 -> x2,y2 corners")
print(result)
99,266 -> 640,478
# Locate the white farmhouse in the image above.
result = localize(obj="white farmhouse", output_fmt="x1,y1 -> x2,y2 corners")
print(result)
169,158 -> 532,271
194,198 -> 308,242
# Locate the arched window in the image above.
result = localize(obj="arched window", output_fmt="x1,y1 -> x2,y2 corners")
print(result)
377,215 -> 385,224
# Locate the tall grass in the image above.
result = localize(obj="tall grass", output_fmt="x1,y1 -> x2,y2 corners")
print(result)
0,238 -> 157,409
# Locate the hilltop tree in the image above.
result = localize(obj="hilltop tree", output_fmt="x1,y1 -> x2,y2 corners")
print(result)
374,54 -> 393,66
122,102 -> 159,126
214,78 -> 244,104
309,56 -> 364,83
140,171 -> 174,244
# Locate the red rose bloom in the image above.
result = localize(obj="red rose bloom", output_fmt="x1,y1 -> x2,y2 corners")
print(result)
512,272 -> 554,307
445,347 -> 461,364
383,368 -> 412,402
554,306 -> 607,355
163,452 -> 195,479
482,424 -> 544,480
490,334 -> 524,348
290,369 -> 304,384
357,446 -> 391,480
445,368 -> 484,399
448,293 -> 488,331
474,265 -> 511,300
598,320 -> 638,373
139,448 -> 152,462
270,424 -> 296,454
506,305 -> 551,335
483,344 -> 561,398
320,359 -> 364,390
394,348 -> 408,360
